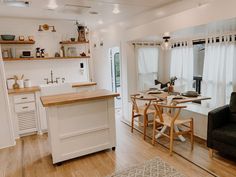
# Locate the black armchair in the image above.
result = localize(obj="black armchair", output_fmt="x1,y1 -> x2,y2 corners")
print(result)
207,92 -> 236,158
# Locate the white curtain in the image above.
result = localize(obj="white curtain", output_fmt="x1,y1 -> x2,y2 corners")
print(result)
202,35 -> 236,108
170,42 -> 194,92
136,46 -> 159,91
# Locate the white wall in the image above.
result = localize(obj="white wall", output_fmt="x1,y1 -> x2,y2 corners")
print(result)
0,48 -> 15,149
0,17 -> 92,85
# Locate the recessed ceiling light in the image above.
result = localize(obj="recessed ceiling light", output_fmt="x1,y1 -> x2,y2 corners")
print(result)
4,0 -> 30,8
89,11 -> 99,15
112,4 -> 120,14
98,20 -> 104,25
47,0 -> 58,10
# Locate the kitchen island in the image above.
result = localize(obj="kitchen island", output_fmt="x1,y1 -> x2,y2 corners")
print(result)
41,89 -> 119,164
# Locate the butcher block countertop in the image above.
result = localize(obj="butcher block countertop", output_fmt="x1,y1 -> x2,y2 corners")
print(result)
41,89 -> 119,107
72,82 -> 97,87
8,82 -> 97,94
8,86 -> 41,94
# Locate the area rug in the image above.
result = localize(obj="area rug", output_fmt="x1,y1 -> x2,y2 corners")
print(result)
107,157 -> 187,177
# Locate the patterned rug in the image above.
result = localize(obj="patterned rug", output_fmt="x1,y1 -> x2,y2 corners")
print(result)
107,157 -> 187,177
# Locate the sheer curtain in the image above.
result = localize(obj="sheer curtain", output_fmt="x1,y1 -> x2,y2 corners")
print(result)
135,46 -> 159,91
170,42 -> 194,92
202,35 -> 236,108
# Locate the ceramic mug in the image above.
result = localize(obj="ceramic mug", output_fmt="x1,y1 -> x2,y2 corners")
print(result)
17,80 -> 24,89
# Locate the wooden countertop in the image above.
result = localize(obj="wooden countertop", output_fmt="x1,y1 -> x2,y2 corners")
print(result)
8,82 -> 96,94
8,86 -> 41,94
41,89 -> 120,107
72,82 -> 97,88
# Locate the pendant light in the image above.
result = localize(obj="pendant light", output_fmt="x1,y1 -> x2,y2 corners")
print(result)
161,32 -> 171,50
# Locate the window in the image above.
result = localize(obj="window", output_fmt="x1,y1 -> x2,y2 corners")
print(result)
136,47 -> 158,91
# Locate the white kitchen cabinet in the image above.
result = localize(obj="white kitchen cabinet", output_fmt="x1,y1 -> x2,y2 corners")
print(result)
8,92 -> 40,138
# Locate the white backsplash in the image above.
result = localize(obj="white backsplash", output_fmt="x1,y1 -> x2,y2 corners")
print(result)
4,59 -> 89,86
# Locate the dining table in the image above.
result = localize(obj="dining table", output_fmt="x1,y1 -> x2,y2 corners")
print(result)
140,90 -> 211,142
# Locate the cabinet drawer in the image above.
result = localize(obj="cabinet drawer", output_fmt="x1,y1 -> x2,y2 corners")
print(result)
14,94 -> 35,104
15,102 -> 36,113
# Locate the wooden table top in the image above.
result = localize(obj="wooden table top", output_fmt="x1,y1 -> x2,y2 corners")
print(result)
8,86 -> 41,94
142,92 -> 211,104
41,89 -> 120,107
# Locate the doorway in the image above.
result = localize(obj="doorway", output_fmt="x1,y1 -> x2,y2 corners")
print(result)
109,47 -> 122,109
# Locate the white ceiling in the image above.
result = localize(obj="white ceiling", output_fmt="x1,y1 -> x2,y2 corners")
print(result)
138,17 -> 236,43
0,0 -> 182,28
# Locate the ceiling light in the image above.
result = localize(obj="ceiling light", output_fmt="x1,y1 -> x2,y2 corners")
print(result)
4,0 -> 30,8
112,4 -> 120,14
47,0 -> 58,10
98,20 -> 104,25
89,11 -> 99,15
161,32 -> 171,50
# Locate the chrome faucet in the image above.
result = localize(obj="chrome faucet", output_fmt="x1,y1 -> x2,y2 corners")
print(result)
44,70 -> 60,84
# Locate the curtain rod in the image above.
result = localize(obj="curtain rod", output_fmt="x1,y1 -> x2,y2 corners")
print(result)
132,42 -> 160,46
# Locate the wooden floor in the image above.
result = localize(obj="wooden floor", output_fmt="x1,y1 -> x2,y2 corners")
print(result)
0,116 -> 236,177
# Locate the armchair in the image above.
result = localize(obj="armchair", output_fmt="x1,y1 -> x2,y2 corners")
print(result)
207,92 -> 236,158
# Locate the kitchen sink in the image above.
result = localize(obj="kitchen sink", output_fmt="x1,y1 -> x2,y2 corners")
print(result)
40,83 -> 75,96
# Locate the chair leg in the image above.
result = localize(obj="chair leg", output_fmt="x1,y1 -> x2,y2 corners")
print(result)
143,115 -> 147,140
209,148 -> 213,158
190,118 -> 194,150
169,126 -> 174,156
152,120 -> 156,145
131,112 -> 134,133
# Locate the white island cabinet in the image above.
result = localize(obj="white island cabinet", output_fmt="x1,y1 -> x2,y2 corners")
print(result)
41,89 -> 119,164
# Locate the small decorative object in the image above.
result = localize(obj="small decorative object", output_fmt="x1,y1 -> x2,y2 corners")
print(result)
7,78 -> 15,90
38,24 -> 56,32
1,34 -> 15,41
85,27 -> 89,42
40,49 -> 45,58
67,47 -> 77,57
13,81 -> 19,89
2,49 -> 9,58
75,21 -> 86,42
100,41 -> 103,46
168,84 -> 174,93
60,46 -> 65,57
80,52 -> 86,57
28,36 -> 34,41
24,79 -> 32,88
36,47 -> 41,58
94,44 -> 96,48
70,38 -> 76,42
182,91 -> 199,97
55,52 -> 60,57
19,36 -> 25,41
17,79 -> 24,89
13,75 -> 19,89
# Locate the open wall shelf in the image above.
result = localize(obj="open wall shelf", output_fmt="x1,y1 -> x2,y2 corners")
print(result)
0,40 -> 35,44
3,56 -> 90,61
59,41 -> 89,45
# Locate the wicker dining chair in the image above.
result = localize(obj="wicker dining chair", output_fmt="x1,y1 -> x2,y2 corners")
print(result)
152,102 -> 194,155
130,94 -> 157,140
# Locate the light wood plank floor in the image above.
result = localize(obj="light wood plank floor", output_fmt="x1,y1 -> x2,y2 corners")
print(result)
0,117 -> 236,177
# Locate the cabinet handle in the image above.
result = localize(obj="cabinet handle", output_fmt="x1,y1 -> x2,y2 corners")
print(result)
21,97 -> 27,100
22,106 -> 29,109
